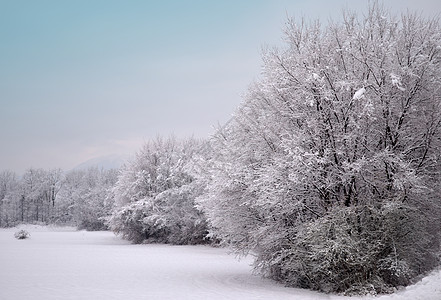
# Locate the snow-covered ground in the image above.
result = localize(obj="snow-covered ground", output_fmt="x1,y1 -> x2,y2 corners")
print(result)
0,225 -> 440,300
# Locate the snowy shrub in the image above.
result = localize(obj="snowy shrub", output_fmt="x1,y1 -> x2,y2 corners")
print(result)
108,137 -> 209,245
199,2 -> 441,295
14,229 -> 30,240
256,203 -> 437,294
108,200 -> 151,243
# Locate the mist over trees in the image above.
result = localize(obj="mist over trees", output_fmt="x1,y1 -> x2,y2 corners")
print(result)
198,3 -> 441,295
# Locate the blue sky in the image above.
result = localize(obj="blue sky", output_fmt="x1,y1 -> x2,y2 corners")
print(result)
1,0 -> 440,173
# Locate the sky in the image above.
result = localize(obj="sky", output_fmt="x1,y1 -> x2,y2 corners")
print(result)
1,0 -> 440,174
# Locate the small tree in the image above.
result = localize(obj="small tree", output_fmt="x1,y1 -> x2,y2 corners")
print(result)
199,2 -> 441,294
14,229 -> 30,239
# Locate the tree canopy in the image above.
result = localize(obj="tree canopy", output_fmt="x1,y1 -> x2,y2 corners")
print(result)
198,3 -> 441,294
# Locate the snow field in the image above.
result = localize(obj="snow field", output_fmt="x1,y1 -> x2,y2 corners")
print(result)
0,226 -> 440,300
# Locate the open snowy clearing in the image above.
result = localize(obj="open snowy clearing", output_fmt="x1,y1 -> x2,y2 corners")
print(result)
0,226 -> 440,300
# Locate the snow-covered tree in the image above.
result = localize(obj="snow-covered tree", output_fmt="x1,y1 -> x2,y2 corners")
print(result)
108,136 -> 209,244
0,170 -> 19,227
0,169 -> 63,226
56,167 -> 118,230
19,168 -> 62,224
199,3 -> 441,294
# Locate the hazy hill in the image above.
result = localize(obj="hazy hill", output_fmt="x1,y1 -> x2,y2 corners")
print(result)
73,154 -> 131,171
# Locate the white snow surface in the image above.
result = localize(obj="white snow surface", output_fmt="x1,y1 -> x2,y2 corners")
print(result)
1,225 -> 440,300
353,87 -> 366,100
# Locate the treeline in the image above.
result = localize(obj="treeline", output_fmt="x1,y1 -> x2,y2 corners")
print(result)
0,137 -> 207,241
0,167 -> 117,230
2,3 -> 441,296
